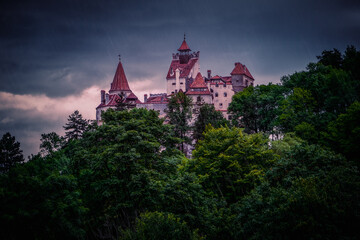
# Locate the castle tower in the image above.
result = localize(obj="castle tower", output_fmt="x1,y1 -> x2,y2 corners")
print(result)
166,35 -> 200,95
178,35 -> 191,64
231,62 -> 254,93
96,58 -> 140,123
108,58 -> 132,97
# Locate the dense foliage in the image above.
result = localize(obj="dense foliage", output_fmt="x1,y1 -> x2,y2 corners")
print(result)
192,104 -> 229,141
165,91 -> 192,153
1,47 -> 359,239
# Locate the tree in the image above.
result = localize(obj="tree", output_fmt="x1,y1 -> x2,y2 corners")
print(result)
165,91 -> 192,153
71,108 -> 182,238
229,83 -> 284,134
231,143 -> 360,240
317,48 -> 343,68
193,104 -> 229,142
0,132 -> 24,173
278,87 -> 317,133
121,212 -> 199,240
326,101 -> 360,164
188,126 -> 276,204
63,110 -> 90,141
0,154 -> 87,240
40,132 -> 65,157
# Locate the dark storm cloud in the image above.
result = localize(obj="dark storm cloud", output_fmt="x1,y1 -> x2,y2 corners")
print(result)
1,0 -> 359,97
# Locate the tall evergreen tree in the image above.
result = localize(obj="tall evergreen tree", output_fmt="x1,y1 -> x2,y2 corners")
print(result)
165,91 -> 192,154
193,104 -> 229,142
63,110 -> 90,140
0,132 -> 24,173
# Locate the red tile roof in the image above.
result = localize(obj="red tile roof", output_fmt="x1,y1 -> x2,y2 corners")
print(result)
190,72 -> 207,88
143,95 -> 169,104
186,73 -> 211,95
230,62 -> 254,80
109,61 -> 131,93
211,75 -> 221,80
178,39 -> 191,51
186,90 -> 211,95
166,58 -> 198,79
126,92 -> 138,99
106,94 -> 120,106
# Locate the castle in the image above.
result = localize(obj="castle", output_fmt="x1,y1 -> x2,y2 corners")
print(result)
96,36 -> 254,123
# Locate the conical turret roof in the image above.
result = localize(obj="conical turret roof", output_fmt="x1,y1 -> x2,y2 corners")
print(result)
109,61 -> 131,93
178,36 -> 191,51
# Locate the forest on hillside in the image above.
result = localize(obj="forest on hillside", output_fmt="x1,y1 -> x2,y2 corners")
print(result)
1,46 -> 359,240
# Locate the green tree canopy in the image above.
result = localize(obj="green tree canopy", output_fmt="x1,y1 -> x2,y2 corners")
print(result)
165,91 -> 193,153
326,101 -> 360,164
70,108 -> 183,238
40,132 -> 65,157
231,142 -> 360,239
193,104 -> 229,141
188,126 -> 277,204
229,83 -> 284,134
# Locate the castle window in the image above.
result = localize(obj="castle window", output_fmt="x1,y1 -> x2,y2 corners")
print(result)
220,103 -> 223,107
180,82 -> 183,85
251,82 -> 253,86
215,83 -> 219,87
197,96 -> 201,102
224,83 -> 226,87
172,83 -> 176,85
224,92 -> 227,97
210,89 -> 214,93
215,93 -> 218,97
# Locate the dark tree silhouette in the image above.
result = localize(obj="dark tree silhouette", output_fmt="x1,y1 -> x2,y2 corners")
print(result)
63,110 -> 90,140
0,132 -> 24,173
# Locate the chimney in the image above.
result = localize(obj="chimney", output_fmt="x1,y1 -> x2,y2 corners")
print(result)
105,93 -> 109,104
101,90 -> 105,104
144,94 -> 148,102
207,70 -> 211,79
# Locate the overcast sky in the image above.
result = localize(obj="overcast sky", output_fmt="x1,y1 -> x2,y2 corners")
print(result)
1,0 -> 359,157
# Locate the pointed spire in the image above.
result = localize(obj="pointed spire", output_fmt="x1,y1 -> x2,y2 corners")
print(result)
109,59 -> 131,93
178,34 -> 191,51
